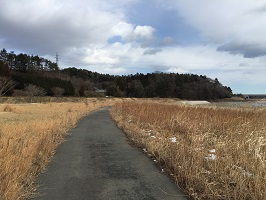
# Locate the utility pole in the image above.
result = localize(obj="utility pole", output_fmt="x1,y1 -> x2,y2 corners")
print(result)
55,52 -> 60,68
55,52 -> 60,76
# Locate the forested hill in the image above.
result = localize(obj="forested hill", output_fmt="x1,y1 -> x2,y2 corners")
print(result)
0,48 -> 232,100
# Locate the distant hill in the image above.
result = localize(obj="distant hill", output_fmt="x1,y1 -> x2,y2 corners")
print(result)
0,48 -> 232,100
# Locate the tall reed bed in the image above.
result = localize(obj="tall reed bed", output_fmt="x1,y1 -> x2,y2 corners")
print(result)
0,99 -> 117,200
110,102 -> 266,199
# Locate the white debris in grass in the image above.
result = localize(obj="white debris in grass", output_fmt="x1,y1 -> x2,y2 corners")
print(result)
206,154 -> 216,160
194,147 -> 204,151
143,148 -> 147,152
233,165 -> 254,178
243,170 -> 254,178
209,149 -> 215,153
205,149 -> 216,160
201,170 -> 211,175
169,137 -> 177,143
146,130 -> 153,136
151,135 -> 157,139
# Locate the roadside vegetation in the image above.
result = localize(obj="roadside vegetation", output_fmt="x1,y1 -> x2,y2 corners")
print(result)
110,101 -> 266,199
0,98 -> 118,200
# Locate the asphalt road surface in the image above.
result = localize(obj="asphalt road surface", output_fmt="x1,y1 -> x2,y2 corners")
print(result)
33,108 -> 188,200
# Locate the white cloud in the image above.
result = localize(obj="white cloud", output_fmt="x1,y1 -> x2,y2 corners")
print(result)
170,0 -> 266,57
0,0 -> 126,54
0,0 -> 156,54
81,42 -> 144,67
83,47 -> 119,65
166,67 -> 189,74
99,66 -> 127,75
133,26 -> 155,40
111,22 -> 155,43
112,22 -> 134,39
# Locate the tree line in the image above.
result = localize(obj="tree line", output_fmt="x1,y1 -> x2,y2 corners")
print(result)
0,48 -> 233,100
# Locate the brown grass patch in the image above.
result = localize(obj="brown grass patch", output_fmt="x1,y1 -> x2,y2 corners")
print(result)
110,102 -> 266,200
0,98 -> 119,200
2,104 -> 15,112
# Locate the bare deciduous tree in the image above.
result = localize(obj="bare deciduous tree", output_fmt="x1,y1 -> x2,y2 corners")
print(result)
24,84 -> 46,103
52,87 -> 65,98
0,76 -> 15,96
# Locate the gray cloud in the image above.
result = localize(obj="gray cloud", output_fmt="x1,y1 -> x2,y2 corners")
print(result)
217,42 -> 266,58
251,4 -> 266,13
170,0 -> 266,59
158,37 -> 177,46
143,48 -> 163,55
239,62 -> 248,67
0,0 -> 122,55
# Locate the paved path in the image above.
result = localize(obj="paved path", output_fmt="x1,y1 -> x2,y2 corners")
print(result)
34,108 -> 187,200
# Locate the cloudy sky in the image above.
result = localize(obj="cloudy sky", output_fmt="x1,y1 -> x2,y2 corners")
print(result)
1,0 -> 266,94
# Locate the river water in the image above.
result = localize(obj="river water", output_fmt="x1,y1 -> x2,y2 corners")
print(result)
211,101 -> 266,108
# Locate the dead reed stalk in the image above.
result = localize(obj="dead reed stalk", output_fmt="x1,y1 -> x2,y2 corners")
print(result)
110,102 -> 266,200
0,99 -> 117,200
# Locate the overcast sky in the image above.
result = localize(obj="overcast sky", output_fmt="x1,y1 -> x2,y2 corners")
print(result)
1,0 -> 266,94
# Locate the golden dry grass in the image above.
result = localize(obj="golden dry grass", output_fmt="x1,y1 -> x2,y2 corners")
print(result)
0,98 -> 119,200
110,102 -> 266,200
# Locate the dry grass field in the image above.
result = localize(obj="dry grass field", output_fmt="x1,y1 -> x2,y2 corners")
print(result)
110,101 -> 266,200
0,98 -> 119,200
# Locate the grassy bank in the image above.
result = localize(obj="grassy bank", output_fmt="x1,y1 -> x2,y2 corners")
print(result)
0,98 -> 118,200
110,102 -> 266,199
